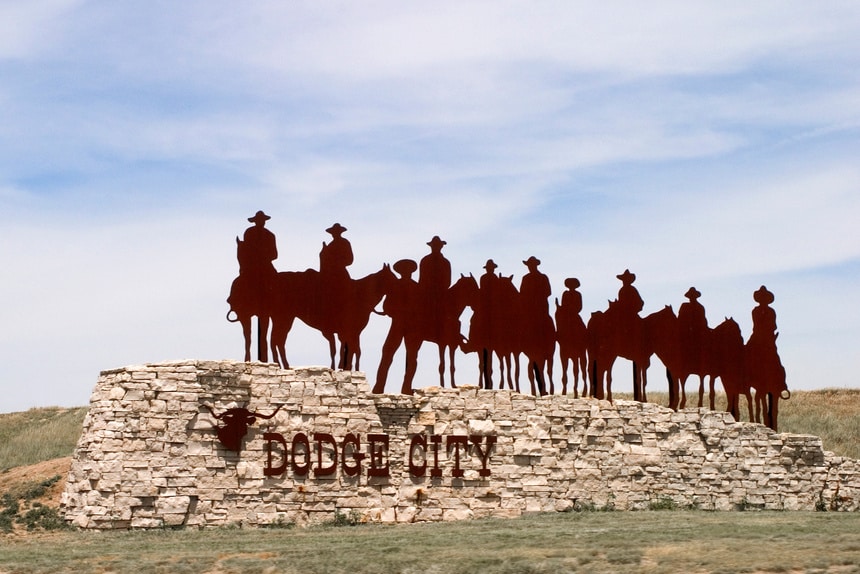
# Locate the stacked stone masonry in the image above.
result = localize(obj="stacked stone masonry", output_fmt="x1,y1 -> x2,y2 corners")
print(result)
61,360 -> 859,529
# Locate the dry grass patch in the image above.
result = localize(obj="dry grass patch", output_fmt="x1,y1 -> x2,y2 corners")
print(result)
0,407 -> 87,471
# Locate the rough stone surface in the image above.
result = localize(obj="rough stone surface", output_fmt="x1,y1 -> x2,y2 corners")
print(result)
61,360 -> 859,528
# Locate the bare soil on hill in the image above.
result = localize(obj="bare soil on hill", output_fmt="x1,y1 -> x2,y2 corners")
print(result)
0,457 -> 70,507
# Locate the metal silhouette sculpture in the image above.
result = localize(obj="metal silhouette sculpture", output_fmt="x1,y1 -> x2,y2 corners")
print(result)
206,404 -> 282,453
227,211 -> 279,363
518,257 -> 556,395
678,287 -> 710,407
269,263 -> 393,371
555,278 -> 588,397
373,256 -> 478,395
373,259 -> 421,394
225,212 -> 790,430
464,261 -> 520,391
587,270 -> 652,403
746,286 -> 789,430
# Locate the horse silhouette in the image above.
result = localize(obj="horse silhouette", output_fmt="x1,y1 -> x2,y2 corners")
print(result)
705,317 -> 753,421
423,273 -> 478,390
383,273 -> 479,395
268,264 -> 394,370
465,270 -> 521,391
587,301 -> 646,402
588,304 -> 676,404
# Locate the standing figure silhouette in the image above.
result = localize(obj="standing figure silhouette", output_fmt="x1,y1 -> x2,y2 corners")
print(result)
374,259 -> 420,394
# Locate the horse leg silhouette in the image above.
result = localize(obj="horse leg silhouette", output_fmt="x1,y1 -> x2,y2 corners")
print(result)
666,368 -> 676,410
270,315 -> 297,369
708,375 -> 717,411
240,315 -> 253,363
573,355 -> 583,398
437,343 -> 447,387
560,355 -> 569,395
503,352 -> 515,391
678,374 -> 689,409
547,359 -> 555,395
590,358 -> 601,399
632,362 -> 641,402
448,344 -> 457,388
530,361 -> 546,396
324,334 -> 337,370
480,348 -> 492,389
640,364 -> 648,403
606,363 -> 614,403
257,315 -> 270,362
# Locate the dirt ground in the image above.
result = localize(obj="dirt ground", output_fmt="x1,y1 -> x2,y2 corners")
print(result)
0,457 -> 71,538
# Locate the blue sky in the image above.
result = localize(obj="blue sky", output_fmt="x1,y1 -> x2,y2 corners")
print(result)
1,2 -> 859,412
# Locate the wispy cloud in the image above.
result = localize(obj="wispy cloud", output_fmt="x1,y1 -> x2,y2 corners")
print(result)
1,2 -> 859,410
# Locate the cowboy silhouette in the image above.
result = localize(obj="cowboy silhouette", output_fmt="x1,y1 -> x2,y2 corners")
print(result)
519,256 -> 555,394
418,236 -> 452,337
373,259 -> 421,394
318,222 -> 354,318
319,223 -> 353,282
241,210 -> 278,277
678,286 -> 709,371
615,269 -> 643,317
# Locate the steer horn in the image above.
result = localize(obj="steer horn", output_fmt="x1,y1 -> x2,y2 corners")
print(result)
250,404 -> 283,420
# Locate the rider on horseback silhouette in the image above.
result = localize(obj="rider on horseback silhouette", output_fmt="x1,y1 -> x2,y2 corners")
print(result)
229,210 -> 279,362
615,269 -> 643,318
319,222 -> 353,315
241,210 -> 278,277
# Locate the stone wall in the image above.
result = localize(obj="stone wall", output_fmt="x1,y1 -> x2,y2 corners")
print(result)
61,360 -> 859,528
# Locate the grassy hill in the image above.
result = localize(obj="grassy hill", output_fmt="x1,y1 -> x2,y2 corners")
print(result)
0,407 -> 88,471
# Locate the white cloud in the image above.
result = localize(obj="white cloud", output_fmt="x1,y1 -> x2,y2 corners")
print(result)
1,2 -> 860,410
0,0 -> 80,59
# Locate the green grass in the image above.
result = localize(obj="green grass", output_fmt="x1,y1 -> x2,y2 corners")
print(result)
0,407 -> 87,470
1,476 -> 70,533
0,511 -> 858,573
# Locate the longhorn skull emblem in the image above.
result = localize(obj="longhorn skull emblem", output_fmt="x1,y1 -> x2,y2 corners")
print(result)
205,404 -> 282,452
